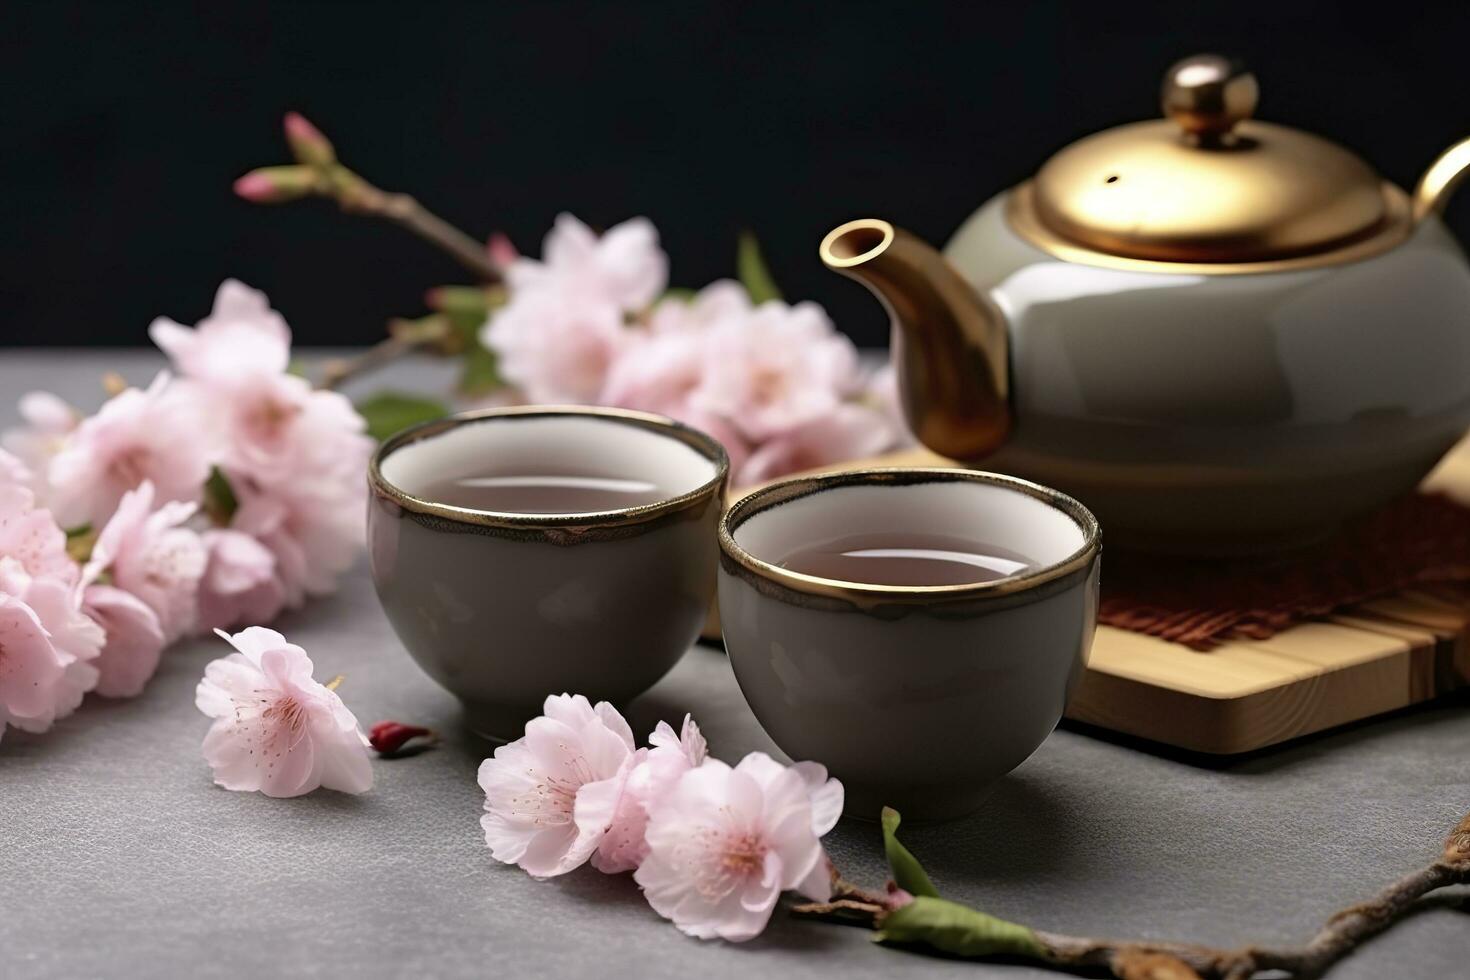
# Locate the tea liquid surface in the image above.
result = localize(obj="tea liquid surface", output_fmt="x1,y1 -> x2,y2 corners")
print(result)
417,472 -> 671,514
776,530 -> 1034,586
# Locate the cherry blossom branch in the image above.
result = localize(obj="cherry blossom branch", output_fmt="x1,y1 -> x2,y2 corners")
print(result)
235,113 -> 503,283
795,810 -> 1470,980
316,315 -> 458,391
329,171 -> 500,282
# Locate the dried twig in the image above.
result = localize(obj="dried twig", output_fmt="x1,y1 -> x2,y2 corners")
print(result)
795,810 -> 1470,979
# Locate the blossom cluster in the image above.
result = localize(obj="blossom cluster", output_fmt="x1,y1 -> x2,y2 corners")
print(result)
0,281 -> 371,741
482,214 -> 906,485
479,693 -> 843,941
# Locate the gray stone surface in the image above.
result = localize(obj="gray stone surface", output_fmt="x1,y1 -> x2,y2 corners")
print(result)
1,350 -> 1467,979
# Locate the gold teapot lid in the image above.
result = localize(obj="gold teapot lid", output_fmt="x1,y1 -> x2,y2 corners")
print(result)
1015,55 -> 1408,267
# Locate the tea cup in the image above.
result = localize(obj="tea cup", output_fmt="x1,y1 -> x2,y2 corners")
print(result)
368,406 -> 729,739
717,467 -> 1100,821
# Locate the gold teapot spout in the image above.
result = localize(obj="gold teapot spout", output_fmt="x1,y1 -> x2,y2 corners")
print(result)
820,219 -> 1010,462
1414,136 -> 1470,222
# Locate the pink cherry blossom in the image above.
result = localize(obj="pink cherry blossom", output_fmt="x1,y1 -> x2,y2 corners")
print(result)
734,752 -> 845,844
482,287 -> 631,404
633,751 -> 843,941
601,327 -> 708,415
678,407 -> 750,485
47,372 -> 214,530
146,279 -> 368,608
600,282 -> 753,414
217,373 -> 368,486
599,328 -> 754,474
149,279 -> 292,382
694,301 -> 862,441
195,626 -> 373,797
593,714 -> 708,874
0,557 -> 103,739
230,475 -> 364,608
82,584 -> 166,698
599,288 -> 753,476
2,394 -> 79,500
0,582 -> 69,738
0,447 -> 31,487
151,281 -> 368,486
508,213 -> 667,313
196,529 -> 287,633
83,481 -> 207,642
477,693 -> 640,878
646,280 -> 751,333
484,214 -> 669,404
0,481 -> 78,586
737,402 -> 896,486
0,484 -> 100,732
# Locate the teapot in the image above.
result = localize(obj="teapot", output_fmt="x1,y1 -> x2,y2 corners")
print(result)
822,55 -> 1470,553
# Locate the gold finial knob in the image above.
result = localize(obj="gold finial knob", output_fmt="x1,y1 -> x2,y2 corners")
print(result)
1161,54 -> 1258,143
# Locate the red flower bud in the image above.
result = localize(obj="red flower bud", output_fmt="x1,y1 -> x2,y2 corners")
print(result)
369,720 -> 437,756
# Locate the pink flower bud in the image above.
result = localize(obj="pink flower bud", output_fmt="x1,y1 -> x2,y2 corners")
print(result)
487,232 -> 518,270
233,172 -> 279,203
283,111 -> 336,167
232,166 -> 317,204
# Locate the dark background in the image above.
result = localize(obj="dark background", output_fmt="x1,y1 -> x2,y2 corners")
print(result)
5,0 -> 1470,349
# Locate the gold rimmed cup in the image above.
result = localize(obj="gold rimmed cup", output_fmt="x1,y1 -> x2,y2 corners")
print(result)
368,406 -> 729,739
718,467 -> 1100,821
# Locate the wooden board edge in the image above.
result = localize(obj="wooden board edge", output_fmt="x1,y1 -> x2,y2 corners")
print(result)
1064,636 -> 1456,754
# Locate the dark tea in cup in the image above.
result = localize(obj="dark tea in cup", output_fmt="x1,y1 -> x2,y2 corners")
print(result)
414,472 -> 673,514
775,530 -> 1034,586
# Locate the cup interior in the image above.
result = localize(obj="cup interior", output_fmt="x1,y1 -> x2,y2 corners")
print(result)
731,473 -> 1089,587
378,410 -> 722,517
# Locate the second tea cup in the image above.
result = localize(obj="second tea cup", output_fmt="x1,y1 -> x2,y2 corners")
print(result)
718,468 -> 1100,821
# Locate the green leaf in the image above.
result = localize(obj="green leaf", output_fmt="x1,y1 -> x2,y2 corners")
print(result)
356,391 -> 449,442
737,230 -> 783,303
874,896 -> 1047,960
660,287 -> 698,303
457,343 -> 504,397
203,467 -> 239,525
882,807 -> 940,899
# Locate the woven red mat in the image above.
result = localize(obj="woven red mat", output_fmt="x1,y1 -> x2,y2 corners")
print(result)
1098,493 -> 1470,650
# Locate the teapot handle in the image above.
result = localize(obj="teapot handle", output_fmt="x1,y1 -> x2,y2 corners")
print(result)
1414,136 -> 1470,222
